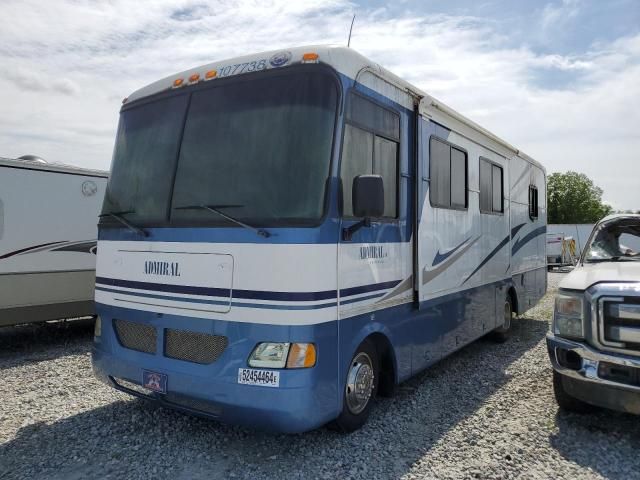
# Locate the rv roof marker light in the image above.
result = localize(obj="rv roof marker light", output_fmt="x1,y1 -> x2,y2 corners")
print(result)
302,52 -> 319,63
188,73 -> 200,83
173,78 -> 184,88
205,69 -> 217,80
122,97 -> 128,104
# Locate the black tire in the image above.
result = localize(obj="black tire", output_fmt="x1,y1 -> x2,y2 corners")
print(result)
553,370 -> 596,413
490,294 -> 513,343
332,339 -> 379,433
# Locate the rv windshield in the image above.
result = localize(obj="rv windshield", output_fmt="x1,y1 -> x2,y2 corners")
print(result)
584,218 -> 640,262
101,69 -> 338,227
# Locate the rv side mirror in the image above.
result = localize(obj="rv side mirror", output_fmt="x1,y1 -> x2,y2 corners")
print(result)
352,174 -> 384,218
343,175 -> 384,241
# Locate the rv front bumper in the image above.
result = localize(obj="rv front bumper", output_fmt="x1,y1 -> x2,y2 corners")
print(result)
92,345 -> 338,433
547,334 -> 640,414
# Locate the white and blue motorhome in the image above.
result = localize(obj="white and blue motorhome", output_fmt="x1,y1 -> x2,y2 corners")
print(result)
92,46 -> 547,433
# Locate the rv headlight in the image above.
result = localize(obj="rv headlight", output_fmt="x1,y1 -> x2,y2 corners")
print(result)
249,343 -> 290,368
248,342 -> 317,369
553,293 -> 584,339
94,316 -> 102,337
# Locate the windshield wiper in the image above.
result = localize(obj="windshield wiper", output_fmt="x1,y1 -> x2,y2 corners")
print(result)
175,205 -> 271,238
99,210 -> 148,237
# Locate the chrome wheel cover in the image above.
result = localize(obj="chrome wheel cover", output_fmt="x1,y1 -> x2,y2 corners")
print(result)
345,352 -> 374,415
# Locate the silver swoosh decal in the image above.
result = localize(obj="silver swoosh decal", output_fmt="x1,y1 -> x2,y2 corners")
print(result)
376,275 -> 413,302
422,236 -> 480,285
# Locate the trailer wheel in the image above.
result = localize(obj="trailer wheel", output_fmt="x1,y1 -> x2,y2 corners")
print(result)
553,370 -> 595,413
490,295 -> 513,343
332,339 -> 379,433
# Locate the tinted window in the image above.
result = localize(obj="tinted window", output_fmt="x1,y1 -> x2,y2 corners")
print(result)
374,136 -> 398,218
529,185 -> 539,219
342,125 -> 373,216
341,93 -> 400,218
102,70 -> 339,228
492,164 -> 503,212
479,158 -> 504,214
347,93 -> 400,140
479,159 -> 492,212
451,148 -> 466,208
430,137 -> 467,209
101,95 -> 188,224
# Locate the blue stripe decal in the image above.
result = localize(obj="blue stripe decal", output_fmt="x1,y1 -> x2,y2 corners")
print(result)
96,286 -> 386,310
431,236 -> 472,267
511,222 -> 526,238
339,280 -> 401,297
462,235 -> 510,284
95,277 -> 400,302
512,225 -> 547,256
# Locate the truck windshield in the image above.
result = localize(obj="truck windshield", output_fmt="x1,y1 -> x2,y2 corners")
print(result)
101,69 -> 338,227
584,219 -> 640,262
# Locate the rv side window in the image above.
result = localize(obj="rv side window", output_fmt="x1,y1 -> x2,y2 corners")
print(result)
429,137 -> 467,209
529,185 -> 539,219
341,93 -> 399,218
479,158 -> 503,214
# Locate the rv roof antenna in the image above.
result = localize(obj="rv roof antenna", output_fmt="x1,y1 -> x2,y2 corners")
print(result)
347,14 -> 356,47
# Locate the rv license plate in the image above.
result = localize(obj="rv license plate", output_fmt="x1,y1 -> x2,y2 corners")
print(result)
237,368 -> 280,387
142,370 -> 167,394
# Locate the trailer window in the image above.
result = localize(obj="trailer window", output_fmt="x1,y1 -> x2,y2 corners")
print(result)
529,185 -> 539,219
341,93 -> 399,218
479,158 -> 503,214
429,137 -> 467,209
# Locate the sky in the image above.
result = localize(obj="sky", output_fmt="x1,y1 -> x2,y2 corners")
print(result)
0,0 -> 638,209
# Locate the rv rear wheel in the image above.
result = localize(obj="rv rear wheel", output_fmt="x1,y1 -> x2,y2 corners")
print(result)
490,295 -> 513,343
332,339 -> 379,433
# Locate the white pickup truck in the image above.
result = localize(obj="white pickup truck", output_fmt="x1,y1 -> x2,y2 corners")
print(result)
547,214 -> 640,414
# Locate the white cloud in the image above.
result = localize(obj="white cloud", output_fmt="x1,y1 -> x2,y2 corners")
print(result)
541,0 -> 582,30
0,0 -> 638,208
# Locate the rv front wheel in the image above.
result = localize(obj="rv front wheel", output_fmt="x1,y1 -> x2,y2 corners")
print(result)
332,339 -> 379,433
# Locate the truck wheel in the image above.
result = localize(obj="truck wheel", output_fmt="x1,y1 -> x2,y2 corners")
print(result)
490,295 -> 513,343
332,339 -> 379,433
553,370 -> 595,413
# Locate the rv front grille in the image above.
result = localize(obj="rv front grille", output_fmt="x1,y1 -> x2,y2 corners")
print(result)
113,319 -> 157,354
164,329 -> 228,364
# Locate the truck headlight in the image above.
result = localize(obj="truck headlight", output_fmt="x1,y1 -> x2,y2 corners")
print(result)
248,342 -> 316,369
553,293 -> 584,339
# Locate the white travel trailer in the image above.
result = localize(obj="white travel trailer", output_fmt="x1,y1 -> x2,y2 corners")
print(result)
0,156 -> 108,326
92,46 -> 547,432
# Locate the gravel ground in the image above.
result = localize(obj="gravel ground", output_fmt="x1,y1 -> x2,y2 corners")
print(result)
2,272 -> 640,480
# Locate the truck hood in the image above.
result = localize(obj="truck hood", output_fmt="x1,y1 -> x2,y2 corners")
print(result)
560,262 -> 640,291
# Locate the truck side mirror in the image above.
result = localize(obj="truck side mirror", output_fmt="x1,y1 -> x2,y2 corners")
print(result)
343,175 -> 384,241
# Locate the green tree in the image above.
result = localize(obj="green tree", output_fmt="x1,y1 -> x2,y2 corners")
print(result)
547,171 -> 613,224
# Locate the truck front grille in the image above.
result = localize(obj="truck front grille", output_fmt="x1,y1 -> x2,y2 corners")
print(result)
164,328 -> 228,364
113,319 -> 157,354
599,297 -> 640,354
